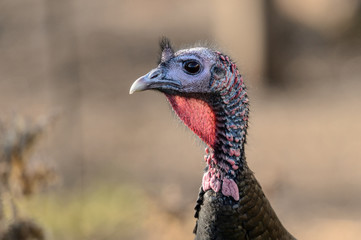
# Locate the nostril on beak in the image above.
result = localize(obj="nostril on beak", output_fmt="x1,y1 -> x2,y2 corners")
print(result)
149,70 -> 160,79
150,73 -> 159,79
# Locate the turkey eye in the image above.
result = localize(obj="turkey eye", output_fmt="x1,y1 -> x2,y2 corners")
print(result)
183,61 -> 201,74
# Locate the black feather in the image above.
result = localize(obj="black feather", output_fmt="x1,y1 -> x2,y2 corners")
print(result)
160,36 -> 172,52
158,36 -> 174,64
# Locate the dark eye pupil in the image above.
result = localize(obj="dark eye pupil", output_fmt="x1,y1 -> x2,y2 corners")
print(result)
184,61 -> 200,74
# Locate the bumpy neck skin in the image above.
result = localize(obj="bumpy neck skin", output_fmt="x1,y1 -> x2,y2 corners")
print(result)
201,53 -> 249,201
194,53 -> 295,239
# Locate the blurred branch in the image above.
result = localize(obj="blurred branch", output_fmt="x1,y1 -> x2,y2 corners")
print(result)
0,115 -> 58,240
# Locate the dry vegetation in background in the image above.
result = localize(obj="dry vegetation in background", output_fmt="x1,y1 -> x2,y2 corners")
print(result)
0,116 -> 57,240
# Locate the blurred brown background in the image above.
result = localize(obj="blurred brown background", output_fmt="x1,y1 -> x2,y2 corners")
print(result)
0,0 -> 361,239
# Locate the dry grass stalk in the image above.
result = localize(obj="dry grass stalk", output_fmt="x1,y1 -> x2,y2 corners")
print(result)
0,115 -> 58,240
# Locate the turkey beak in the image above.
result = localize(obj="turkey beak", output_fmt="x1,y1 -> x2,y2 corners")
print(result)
129,73 -> 151,94
129,69 -> 181,94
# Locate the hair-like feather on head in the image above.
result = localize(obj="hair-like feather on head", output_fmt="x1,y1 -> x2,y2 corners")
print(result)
159,36 -> 172,52
159,36 -> 174,63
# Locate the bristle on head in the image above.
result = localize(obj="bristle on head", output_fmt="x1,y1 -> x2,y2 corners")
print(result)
160,37 -> 172,52
159,37 -> 174,63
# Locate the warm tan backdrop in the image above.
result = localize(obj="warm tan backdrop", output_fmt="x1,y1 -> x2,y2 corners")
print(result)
0,0 -> 360,239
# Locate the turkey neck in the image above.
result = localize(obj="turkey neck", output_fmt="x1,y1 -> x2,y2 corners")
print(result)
195,81 -> 295,239
195,98 -> 295,239
200,70 -> 249,201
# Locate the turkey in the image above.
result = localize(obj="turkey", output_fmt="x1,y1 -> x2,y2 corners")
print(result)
130,38 -> 296,240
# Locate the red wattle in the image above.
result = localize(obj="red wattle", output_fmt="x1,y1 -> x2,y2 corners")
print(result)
166,95 -> 216,147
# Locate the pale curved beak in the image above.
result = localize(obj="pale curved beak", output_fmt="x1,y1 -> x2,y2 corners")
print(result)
129,68 -> 181,94
129,75 -> 149,94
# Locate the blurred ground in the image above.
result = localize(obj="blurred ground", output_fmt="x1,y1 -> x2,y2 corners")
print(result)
0,0 -> 361,239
